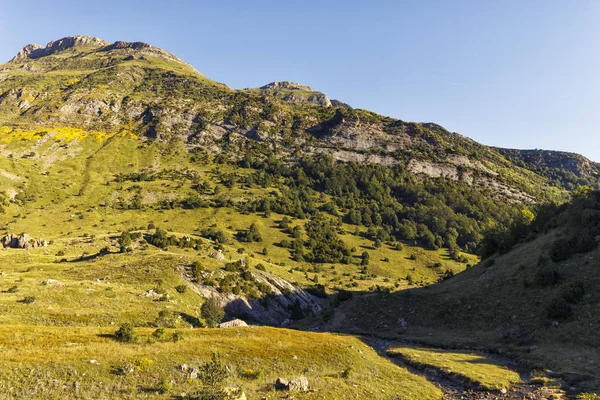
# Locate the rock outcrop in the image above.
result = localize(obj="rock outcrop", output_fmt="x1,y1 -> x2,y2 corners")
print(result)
253,81 -> 332,107
10,36 -> 193,70
260,81 -> 314,91
1,234 -> 47,249
192,270 -> 322,326
11,36 -> 110,61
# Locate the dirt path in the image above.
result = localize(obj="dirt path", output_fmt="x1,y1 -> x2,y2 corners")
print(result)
362,337 -> 568,400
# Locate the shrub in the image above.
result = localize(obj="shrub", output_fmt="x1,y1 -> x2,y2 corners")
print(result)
536,266 -> 561,287
561,281 -> 585,303
237,223 -> 262,242
152,328 -> 166,340
20,296 -> 35,304
115,323 -> 136,343
340,367 -> 353,379
255,264 -> 266,271
201,297 -> 225,328
171,331 -> 184,342
550,231 -> 597,262
155,379 -> 172,395
156,310 -> 179,328
175,284 -> 187,294
550,238 -> 572,262
56,250 -> 65,257
238,368 -> 263,380
546,297 -> 571,320
191,261 -> 204,280
118,232 -> 132,253
191,353 -> 228,399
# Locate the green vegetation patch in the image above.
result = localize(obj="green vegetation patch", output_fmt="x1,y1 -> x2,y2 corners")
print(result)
387,346 -> 521,391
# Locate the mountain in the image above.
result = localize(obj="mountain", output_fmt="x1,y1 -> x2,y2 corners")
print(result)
3,36 -> 597,254
1,36 -> 600,398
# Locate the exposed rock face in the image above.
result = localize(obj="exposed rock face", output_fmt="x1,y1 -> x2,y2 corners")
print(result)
192,271 -> 322,326
12,36 -> 110,61
10,36 -> 193,70
309,109 -> 408,152
330,99 -> 352,108
260,81 -> 314,91
496,148 -> 600,179
256,81 -> 332,107
1,234 -> 47,249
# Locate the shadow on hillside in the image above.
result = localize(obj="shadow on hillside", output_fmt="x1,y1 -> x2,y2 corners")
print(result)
67,250 -> 114,262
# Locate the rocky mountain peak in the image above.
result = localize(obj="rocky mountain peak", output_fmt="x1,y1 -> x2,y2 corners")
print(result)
257,81 -> 331,107
9,35 -> 195,71
11,36 -> 110,61
260,81 -> 314,91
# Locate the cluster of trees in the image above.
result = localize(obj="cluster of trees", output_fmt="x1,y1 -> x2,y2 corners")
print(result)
481,188 -> 600,260
240,154 -> 521,256
146,229 -> 203,249
236,223 -> 262,242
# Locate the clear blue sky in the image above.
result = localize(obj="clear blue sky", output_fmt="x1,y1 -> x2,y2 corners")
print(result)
1,0 -> 599,160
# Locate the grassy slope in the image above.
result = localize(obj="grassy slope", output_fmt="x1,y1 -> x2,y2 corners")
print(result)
0,130 -> 469,397
0,325 -> 441,399
321,229 -> 600,392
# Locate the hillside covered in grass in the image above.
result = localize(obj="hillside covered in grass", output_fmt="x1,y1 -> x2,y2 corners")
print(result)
320,189 -> 600,394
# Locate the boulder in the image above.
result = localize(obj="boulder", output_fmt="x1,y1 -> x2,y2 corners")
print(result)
275,378 -> 289,390
213,250 -> 225,260
275,376 -> 309,392
217,319 -> 248,328
288,376 -> 309,391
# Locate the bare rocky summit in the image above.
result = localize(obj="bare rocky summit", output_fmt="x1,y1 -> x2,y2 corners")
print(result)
12,36 -> 110,61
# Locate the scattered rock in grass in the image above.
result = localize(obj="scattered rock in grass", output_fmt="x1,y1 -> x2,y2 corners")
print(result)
178,364 -> 188,371
139,289 -> 161,298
